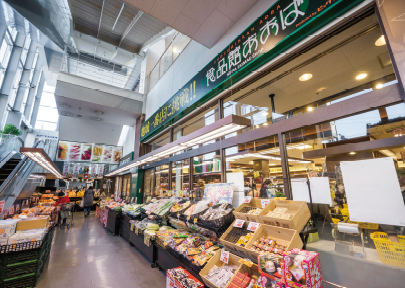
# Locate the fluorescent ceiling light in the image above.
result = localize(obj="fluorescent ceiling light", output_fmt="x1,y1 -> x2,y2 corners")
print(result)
307,107 -> 313,111
20,148 -> 63,178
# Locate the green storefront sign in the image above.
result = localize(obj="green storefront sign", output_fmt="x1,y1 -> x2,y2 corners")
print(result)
119,152 -> 134,167
140,0 -> 364,142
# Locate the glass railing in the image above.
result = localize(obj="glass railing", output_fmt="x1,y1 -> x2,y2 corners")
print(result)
0,140 -> 43,209
0,135 -> 24,162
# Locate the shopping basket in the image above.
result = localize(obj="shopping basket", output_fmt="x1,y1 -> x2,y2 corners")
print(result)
370,232 -> 405,268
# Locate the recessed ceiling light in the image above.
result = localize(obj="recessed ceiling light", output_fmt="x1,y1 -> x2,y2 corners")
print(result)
94,111 -> 105,115
60,112 -> 73,116
307,107 -> 313,111
262,112 -> 268,116
349,152 -> 357,155
375,83 -> 384,89
263,123 -> 268,126
92,117 -> 102,121
299,73 -> 313,81
375,35 -> 386,46
58,103 -> 71,108
356,73 -> 367,80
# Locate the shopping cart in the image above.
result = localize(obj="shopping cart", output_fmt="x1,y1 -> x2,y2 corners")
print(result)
59,202 -> 74,229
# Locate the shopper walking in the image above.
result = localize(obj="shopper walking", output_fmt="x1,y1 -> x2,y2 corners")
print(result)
54,191 -> 70,225
83,186 -> 94,217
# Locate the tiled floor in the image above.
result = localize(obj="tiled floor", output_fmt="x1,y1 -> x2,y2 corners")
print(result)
36,212 -> 166,288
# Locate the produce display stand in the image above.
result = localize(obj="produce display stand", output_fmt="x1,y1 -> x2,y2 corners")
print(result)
244,224 -> 303,263
119,213 -> 133,242
199,250 -> 242,288
233,199 -> 267,222
154,243 -> 180,271
219,220 -> 255,259
106,207 -> 121,235
259,200 -> 310,231
0,226 -> 55,288
129,230 -> 157,266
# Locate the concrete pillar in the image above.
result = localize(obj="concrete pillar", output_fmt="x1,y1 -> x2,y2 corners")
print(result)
13,38 -> 36,112
23,67 -> 41,120
29,74 -> 44,126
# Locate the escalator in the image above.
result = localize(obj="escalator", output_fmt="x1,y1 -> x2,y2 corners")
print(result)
0,136 -> 47,210
0,159 -> 21,187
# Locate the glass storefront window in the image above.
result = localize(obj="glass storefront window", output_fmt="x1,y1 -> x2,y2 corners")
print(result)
192,152 -> 221,200
285,110 -> 405,266
225,135 -> 283,199
156,164 -> 169,197
173,104 -> 219,147
222,15 -> 396,136
150,131 -> 170,152
172,159 -> 190,197
143,168 -> 155,202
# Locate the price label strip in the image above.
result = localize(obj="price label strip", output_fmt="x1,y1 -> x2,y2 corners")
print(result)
247,222 -> 259,232
233,219 -> 245,228
261,199 -> 270,208
220,249 -> 230,264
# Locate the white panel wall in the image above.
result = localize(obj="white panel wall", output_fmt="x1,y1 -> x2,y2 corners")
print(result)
145,0 -> 276,118
58,116 -> 123,145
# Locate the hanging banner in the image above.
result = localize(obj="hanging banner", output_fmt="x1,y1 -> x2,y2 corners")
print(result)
98,164 -> 104,178
73,164 -> 80,178
140,0 -> 363,141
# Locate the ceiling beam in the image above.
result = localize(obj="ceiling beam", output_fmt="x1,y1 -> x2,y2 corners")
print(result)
112,2 -> 125,30
119,10 -> 143,47
97,0 -> 106,39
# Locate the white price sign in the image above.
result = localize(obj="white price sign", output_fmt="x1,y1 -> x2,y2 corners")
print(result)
233,219 -> 245,228
261,199 -> 270,208
220,249 -> 230,264
244,196 -> 252,203
247,222 -> 260,232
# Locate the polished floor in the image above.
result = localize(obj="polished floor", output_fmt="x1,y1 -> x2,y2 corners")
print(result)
36,212 -> 166,288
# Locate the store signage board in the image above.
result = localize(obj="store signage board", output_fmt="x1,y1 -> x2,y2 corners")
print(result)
309,177 -> 333,205
220,250 -> 230,264
291,178 -> 310,202
234,219 -> 245,228
340,158 -> 405,226
57,140 -> 122,164
140,0 -> 364,141
247,222 -> 260,232
203,183 -> 234,204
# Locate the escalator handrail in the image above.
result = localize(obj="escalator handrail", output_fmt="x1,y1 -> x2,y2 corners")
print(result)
0,136 -> 24,162
0,139 -> 44,196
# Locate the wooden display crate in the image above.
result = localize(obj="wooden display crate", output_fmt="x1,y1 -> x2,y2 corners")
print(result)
233,199 -> 269,223
258,200 -> 310,231
219,220 -> 255,259
245,224 -> 303,263
225,262 -> 260,288
199,250 -> 242,288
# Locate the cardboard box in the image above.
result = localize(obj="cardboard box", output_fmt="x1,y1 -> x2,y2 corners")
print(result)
199,250 -> 242,288
225,262 -> 260,288
245,224 -> 303,263
283,249 -> 323,288
167,267 -> 204,288
8,228 -> 45,247
0,238 -> 9,246
16,216 -> 49,231
0,219 -> 20,238
259,200 -> 310,232
233,199 -> 270,223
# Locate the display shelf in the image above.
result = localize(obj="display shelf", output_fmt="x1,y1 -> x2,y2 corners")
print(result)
233,198 -> 267,222
129,230 -> 156,266
259,200 -> 310,231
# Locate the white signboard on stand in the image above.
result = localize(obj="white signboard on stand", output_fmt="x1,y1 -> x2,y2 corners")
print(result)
340,158 -> 405,226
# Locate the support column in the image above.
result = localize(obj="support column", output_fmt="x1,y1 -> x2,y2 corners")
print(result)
278,132 -> 292,199
14,40 -> 36,112
23,67 -> 41,120
29,74 -> 45,126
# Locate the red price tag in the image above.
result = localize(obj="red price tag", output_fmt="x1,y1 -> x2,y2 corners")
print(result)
220,250 -> 229,264
261,199 -> 270,208
233,219 -> 245,228
244,196 -> 252,203
247,222 -> 259,232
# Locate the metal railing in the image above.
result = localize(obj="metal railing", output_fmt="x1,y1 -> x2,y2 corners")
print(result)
144,32 -> 191,93
0,139 -> 44,211
0,136 -> 24,163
